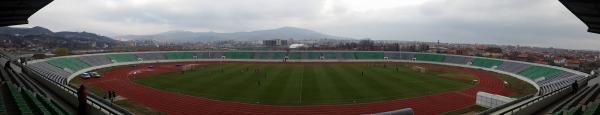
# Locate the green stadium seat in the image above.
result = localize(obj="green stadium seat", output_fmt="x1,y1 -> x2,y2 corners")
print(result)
471,58 -> 503,68
0,84 -> 5,114
22,90 -> 51,115
49,100 -> 67,115
37,96 -> 66,115
553,111 -> 563,115
566,106 -> 583,115
271,52 -> 286,59
288,52 -> 302,60
355,52 -> 384,59
47,57 -> 90,72
165,52 -> 195,59
415,54 -> 445,62
324,52 -> 337,59
7,83 -> 34,115
307,52 -> 321,59
224,52 -> 255,59
253,52 -> 270,59
518,66 -> 563,80
107,54 -> 138,63
584,101 -> 599,115
192,52 -> 210,59
340,52 -> 355,59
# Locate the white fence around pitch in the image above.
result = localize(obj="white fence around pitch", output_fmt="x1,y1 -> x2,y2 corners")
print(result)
476,91 -> 516,108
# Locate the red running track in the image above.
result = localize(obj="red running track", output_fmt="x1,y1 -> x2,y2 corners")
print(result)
83,62 -> 514,115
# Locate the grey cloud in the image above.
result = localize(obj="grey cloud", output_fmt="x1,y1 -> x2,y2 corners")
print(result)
15,0 -> 600,50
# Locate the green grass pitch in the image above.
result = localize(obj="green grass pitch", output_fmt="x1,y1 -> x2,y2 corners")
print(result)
135,63 -> 476,105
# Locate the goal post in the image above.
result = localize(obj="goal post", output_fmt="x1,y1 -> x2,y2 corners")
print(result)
411,66 -> 426,73
182,64 -> 195,71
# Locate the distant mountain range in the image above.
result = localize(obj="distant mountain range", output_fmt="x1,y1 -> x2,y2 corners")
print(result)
0,26 -> 119,49
0,26 -> 351,50
117,27 -> 352,42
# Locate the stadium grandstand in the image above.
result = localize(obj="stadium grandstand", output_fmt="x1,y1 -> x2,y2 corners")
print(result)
22,50 -> 593,114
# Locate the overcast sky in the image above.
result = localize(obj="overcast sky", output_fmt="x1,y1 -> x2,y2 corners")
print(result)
15,0 -> 600,50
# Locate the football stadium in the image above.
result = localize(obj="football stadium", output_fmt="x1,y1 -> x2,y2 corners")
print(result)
1,0 -> 600,115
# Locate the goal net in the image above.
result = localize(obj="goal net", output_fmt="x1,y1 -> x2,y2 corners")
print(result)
411,66 -> 427,73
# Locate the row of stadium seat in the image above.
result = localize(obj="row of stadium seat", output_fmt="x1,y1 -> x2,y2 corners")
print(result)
253,52 -> 270,59
28,62 -> 69,84
46,57 -> 90,72
79,55 -> 113,66
443,55 -> 473,64
414,53 -> 445,62
107,54 -> 138,63
539,75 -> 585,94
519,66 -> 564,80
115,52 -> 400,60
287,52 -> 302,59
1,81 -> 67,115
165,52 -> 195,59
384,52 -> 415,60
0,56 -> 70,115
305,52 -> 321,59
355,52 -> 385,59
496,61 -> 531,73
191,52 -> 211,59
558,101 -> 600,115
135,53 -> 166,61
538,73 -> 578,85
471,58 -> 503,68
30,51 -> 586,95
224,52 -> 255,59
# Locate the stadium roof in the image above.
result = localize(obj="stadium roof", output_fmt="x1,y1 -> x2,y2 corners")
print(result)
0,0 -> 53,27
560,0 -> 600,34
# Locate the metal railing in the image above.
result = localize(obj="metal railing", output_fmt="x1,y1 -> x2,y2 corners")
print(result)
477,94 -> 535,115
499,84 -> 572,115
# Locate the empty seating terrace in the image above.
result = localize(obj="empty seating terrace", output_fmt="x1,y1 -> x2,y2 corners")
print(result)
135,53 -> 166,61
471,58 -> 503,68
443,55 -> 472,64
107,54 -> 138,63
5,81 -> 67,115
46,57 -> 90,72
271,52 -> 286,59
79,55 -> 112,66
165,52 -> 195,59
192,52 -> 210,59
306,52 -> 321,59
0,60 -> 69,115
254,52 -> 272,59
355,52 -> 384,59
385,52 -> 416,60
287,52 -> 302,59
27,51 -> 588,96
414,53 -> 445,62
224,52 -> 255,59
519,66 -> 564,80
338,52 -> 355,60
323,52 -> 337,59
28,62 -> 70,84
496,61 -> 531,73
204,52 -> 223,59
